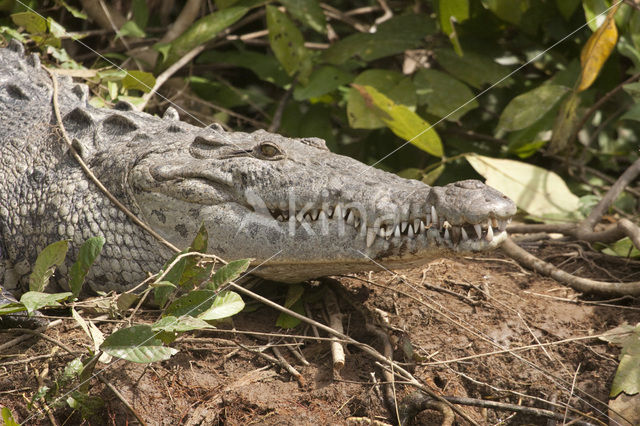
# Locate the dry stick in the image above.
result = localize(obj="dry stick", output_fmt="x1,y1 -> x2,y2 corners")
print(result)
137,44 -> 206,112
324,289 -> 345,372
97,374 -> 147,426
268,78 -> 296,133
227,282 -> 480,426
0,319 -> 63,352
0,324 -> 76,355
43,67 -> 180,254
569,71 -> 640,146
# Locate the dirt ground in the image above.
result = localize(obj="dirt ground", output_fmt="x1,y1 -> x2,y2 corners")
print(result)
1,238 -> 639,425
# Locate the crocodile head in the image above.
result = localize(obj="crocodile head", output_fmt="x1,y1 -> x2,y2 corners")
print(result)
128,125 -> 516,282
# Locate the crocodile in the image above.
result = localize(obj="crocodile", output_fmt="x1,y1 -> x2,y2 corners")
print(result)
0,40 -> 516,299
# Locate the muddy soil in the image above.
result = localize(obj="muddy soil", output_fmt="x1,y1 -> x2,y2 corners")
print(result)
1,240 -> 639,425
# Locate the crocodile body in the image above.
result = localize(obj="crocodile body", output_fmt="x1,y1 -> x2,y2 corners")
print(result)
0,40 -> 516,296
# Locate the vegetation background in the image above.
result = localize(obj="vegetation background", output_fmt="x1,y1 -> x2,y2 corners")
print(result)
1,0 -> 638,232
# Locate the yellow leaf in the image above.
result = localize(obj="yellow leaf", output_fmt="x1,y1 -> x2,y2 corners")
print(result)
352,84 -> 444,157
577,4 -> 620,92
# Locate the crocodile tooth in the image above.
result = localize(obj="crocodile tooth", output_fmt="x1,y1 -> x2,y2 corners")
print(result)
304,212 -> 312,221
327,206 -> 334,218
418,220 -> 425,234
276,214 -> 284,222
378,227 -> 386,238
426,213 -> 431,226
413,219 -> 421,234
366,228 -> 377,248
333,204 -> 342,220
442,220 -> 451,229
400,221 -> 408,233
318,210 -> 327,222
311,209 -> 320,221
346,210 -> 354,225
497,218 -> 508,231
407,224 -> 414,238
444,228 -> 451,241
485,223 -> 494,242
386,226 -> 395,238
394,225 -> 401,238
460,227 -> 469,241
474,223 -> 482,239
491,217 -> 498,228
431,206 -> 438,228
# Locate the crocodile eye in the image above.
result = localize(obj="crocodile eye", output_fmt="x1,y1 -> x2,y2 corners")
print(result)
255,142 -> 284,159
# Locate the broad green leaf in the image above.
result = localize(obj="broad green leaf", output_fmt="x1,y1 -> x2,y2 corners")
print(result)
556,0 -> 580,20
293,65 -> 353,101
189,224 -> 209,253
577,4 -> 620,92
481,0 -> 530,25
347,69 -> 417,129
280,0 -> 326,34
610,324 -> 640,397
178,225 -> 209,289
620,102 -> 640,121
152,315 -> 215,333
623,81 -> 640,101
116,292 -> 139,311
422,164 -> 445,186
62,357 -> 84,382
164,289 -> 217,317
59,0 -> 88,19
508,140 -> 548,159
465,154 -> 582,221
413,68 -> 478,121
1,407 -> 20,426
497,85 -> 569,132
118,21 -> 146,38
11,11 -> 47,34
100,325 -> 178,363
20,291 -> 73,314
66,391 -> 104,418
583,0 -> 609,31
436,48 -> 512,89
599,238 -> 640,258
266,5 -> 312,83
439,0 -> 469,35
154,249 -> 188,306
283,284 -> 304,308
275,298 -> 305,329
159,7 -> 248,68
0,302 -> 27,315
549,91 -> 581,154
132,0 -> 149,29
322,14 -> 436,64
29,240 -> 69,292
47,17 -> 66,38
69,236 -> 105,298
122,70 -> 155,93
352,84 -> 443,157
197,291 -> 245,321
206,259 -> 251,290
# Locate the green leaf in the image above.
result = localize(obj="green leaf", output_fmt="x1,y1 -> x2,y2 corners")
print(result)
132,0 -> 149,29
422,164 -> 445,186
154,250 -> 188,306
0,302 -> 27,315
197,50 -> 290,86
122,70 -> 155,93
198,291 -> 245,321
160,7 -> 249,68
322,14 -> 436,64
279,0 -> 326,34
100,325 -> 178,363
275,298 -> 305,329
1,407 -> 20,426
583,0 -> 609,31
497,84 -> 569,132
47,17 -> 66,38
20,291 -> 73,314
549,91 -> 581,154
413,68 -> 478,121
29,240 -> 69,292
610,326 -> 640,397
164,290 -> 217,317
599,238 -> 640,258
436,48 -> 512,89
11,11 -> 47,34
465,154 -> 583,221
352,84 -> 443,157
189,224 -> 209,253
481,0 -> 530,25
620,102 -> 640,122
266,5 -> 312,82
59,0 -> 88,19
206,259 -> 251,290
556,0 -> 580,20
347,69 -> 417,129
152,315 -> 215,333
66,391 -> 104,418
69,236 -> 105,298
293,65 -> 353,101
439,0 -> 469,41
